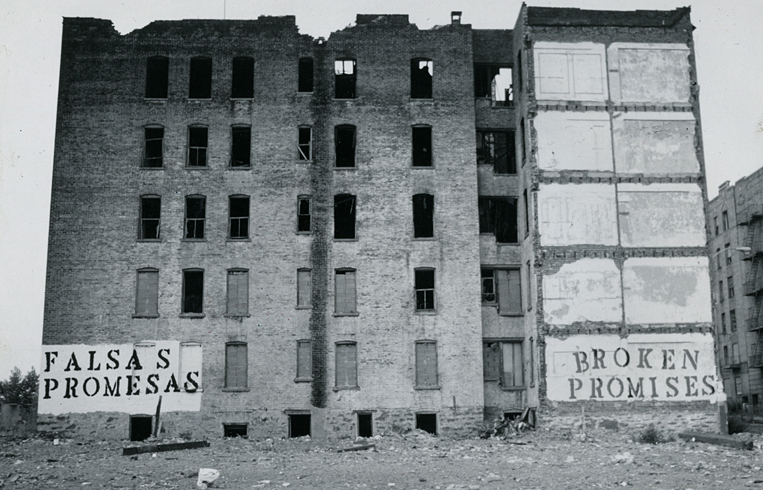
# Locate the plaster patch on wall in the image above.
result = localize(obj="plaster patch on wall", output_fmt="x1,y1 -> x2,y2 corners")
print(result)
607,43 -> 690,103
618,183 -> 705,247
623,257 -> 712,324
535,111 -> 613,171
533,42 -> 608,101
538,183 -> 618,246
612,112 -> 699,174
542,258 -> 622,324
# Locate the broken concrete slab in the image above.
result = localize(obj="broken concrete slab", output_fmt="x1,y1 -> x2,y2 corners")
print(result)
677,432 -> 752,450
336,444 -> 375,453
122,440 -> 210,456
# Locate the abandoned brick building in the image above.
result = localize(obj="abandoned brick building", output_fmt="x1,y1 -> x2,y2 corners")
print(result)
41,6 -> 722,441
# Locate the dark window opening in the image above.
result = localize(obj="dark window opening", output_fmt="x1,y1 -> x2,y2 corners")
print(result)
519,118 -> 525,165
523,190 -> 530,237
357,413 -> 373,438
335,59 -> 356,98
477,131 -> 516,174
229,196 -> 250,239
298,196 -> 311,233
411,59 -> 433,99
415,269 -> 435,311
185,196 -> 206,239
516,51 -> 523,93
412,126 -> 432,167
224,424 -> 248,438
145,56 -> 169,99
334,194 -> 356,239
479,197 -> 518,243
722,210 -> 729,231
231,57 -> 254,99
298,127 -> 312,160
474,65 -> 512,104
481,269 -> 495,303
289,414 -> 311,438
231,126 -> 251,167
335,125 -> 356,168
140,196 -> 160,239
413,194 -> 434,238
225,342 -> 248,389
182,270 -> 203,314
416,413 -> 437,435
130,416 -> 153,442
298,58 -> 314,93
188,127 -> 208,167
188,57 -> 212,99
143,127 -> 164,168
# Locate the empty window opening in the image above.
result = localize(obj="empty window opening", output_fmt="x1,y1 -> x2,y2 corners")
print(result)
411,59 -> 433,98
357,413 -> 373,438
413,194 -> 434,238
481,268 -> 522,314
185,196 -> 206,239
335,269 -> 357,314
130,416 -> 153,442
412,126 -> 432,167
139,196 -> 160,239
297,269 -> 312,308
229,196 -> 250,239
298,196 -> 312,233
516,51 -> 523,93
145,56 -> 169,99
416,413 -> 437,435
289,414 -> 311,438
298,58 -> 314,93
731,309 -> 737,331
335,342 -> 358,388
231,126 -> 251,167
225,342 -> 248,389
519,118 -> 525,165
182,269 -> 204,314
189,57 -> 212,99
722,210 -> 729,231
474,65 -> 512,104
143,127 -> 164,168
335,59 -> 356,98
335,125 -> 356,168
523,190 -> 530,237
296,339 -> 312,380
415,341 -> 438,388
298,127 -> 312,160
135,269 -> 159,317
226,269 -> 249,316
415,269 -> 435,311
481,269 -> 496,303
479,197 -> 518,243
723,345 -> 729,365
231,57 -> 254,99
188,126 -> 208,167
223,424 -> 248,438
334,194 -> 356,239
477,131 -> 516,174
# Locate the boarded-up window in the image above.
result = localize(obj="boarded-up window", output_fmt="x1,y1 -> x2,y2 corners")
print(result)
231,57 -> 254,99
335,125 -> 356,168
497,269 -> 522,315
143,127 -> 164,168
415,269 -> 435,311
335,270 -> 357,314
482,342 -> 500,381
477,131 -> 516,174
298,127 -> 311,160
182,269 -> 203,314
334,194 -> 356,239
231,126 -> 251,167
298,196 -> 311,233
335,342 -> 357,388
415,341 -> 438,388
479,197 -> 518,243
298,58 -> 313,93
502,342 -> 524,388
145,56 -> 169,99
189,57 -> 212,99
411,59 -> 433,99
296,340 -> 312,380
225,343 -> 247,389
297,269 -> 312,307
140,196 -> 160,240
135,269 -> 159,317
412,126 -> 432,167
185,196 -> 205,239
335,59 -> 356,99
229,196 -> 250,239
188,126 -> 208,167
226,270 -> 248,316
412,194 -> 434,238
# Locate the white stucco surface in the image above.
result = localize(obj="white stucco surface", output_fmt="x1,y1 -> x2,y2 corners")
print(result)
543,259 -> 623,324
607,43 -> 691,103
535,111 -> 613,171
533,42 -> 608,101
538,183 -> 618,246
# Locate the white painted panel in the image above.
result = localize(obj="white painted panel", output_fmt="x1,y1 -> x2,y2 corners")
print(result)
534,42 -> 608,101
623,257 -> 712,324
537,183 -> 618,246
608,43 -> 691,103
546,333 -> 720,402
535,112 -> 613,171
543,259 -> 622,324
618,183 -> 705,247
39,341 -> 202,415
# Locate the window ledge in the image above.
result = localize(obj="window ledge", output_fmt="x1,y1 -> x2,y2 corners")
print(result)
222,387 -> 250,392
188,98 -> 212,101
228,166 -> 252,170
414,310 -> 437,315
501,386 -> 526,392
132,314 -> 159,319
296,160 -> 313,164
334,98 -> 357,101
185,166 -> 209,170
412,237 -> 436,241
334,238 -> 359,242
224,314 -> 251,318
139,166 -> 165,170
296,92 -> 313,96
414,386 -> 441,391
294,377 -> 313,383
334,166 -> 357,170
411,165 -> 435,169
296,231 -> 312,236
499,313 -> 525,317
230,98 -> 254,101
497,242 -> 520,246
295,306 -> 313,310
180,313 -> 205,319
409,98 -> 434,102
227,238 -> 251,242
182,238 -> 207,243
144,98 -> 168,102
137,239 -> 162,243
333,386 -> 360,391
334,312 -> 359,317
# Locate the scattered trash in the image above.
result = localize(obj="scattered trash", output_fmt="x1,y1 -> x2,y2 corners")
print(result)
565,455 -> 575,463
197,468 -> 220,489
53,439 -> 60,445
479,409 -> 534,439
337,444 -> 376,453
612,452 -> 634,464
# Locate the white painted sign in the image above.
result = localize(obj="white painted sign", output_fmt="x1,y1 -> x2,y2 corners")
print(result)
39,341 -> 202,414
546,334 -> 720,402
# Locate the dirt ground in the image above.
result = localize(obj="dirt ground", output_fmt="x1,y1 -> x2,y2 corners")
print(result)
2,428 -> 763,490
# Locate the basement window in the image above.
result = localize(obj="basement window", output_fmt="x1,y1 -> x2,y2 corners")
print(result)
130,415 -> 153,441
298,57 -> 314,93
231,126 -> 251,167
416,413 -> 437,435
477,130 -> 516,174
411,59 -> 433,99
415,268 -> 435,311
188,57 -> 212,99
297,196 -> 311,233
412,194 -> 434,238
143,126 -> 164,168
231,57 -> 254,99
145,56 -> 169,99
187,126 -> 208,167
229,195 -> 250,239
479,197 -> 518,243
139,196 -> 160,240
223,424 -> 248,438
335,59 -> 356,98
412,126 -> 432,167
289,414 -> 311,437
182,269 -> 204,314
357,413 -> 373,438
298,127 -> 312,161
335,125 -> 356,168
185,196 -> 206,239
334,194 -> 356,239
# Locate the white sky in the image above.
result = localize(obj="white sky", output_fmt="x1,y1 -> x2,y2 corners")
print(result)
1,0 -> 762,379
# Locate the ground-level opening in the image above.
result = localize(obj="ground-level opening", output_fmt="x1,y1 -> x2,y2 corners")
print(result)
357,413 -> 373,438
289,414 -> 311,438
223,424 -> 248,438
416,413 -> 437,435
130,415 -> 153,442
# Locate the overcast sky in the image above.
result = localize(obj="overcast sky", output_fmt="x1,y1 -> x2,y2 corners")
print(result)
1,0 -> 762,379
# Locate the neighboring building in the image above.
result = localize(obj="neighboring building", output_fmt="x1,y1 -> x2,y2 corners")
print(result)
709,172 -> 763,409
40,6 -> 722,441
